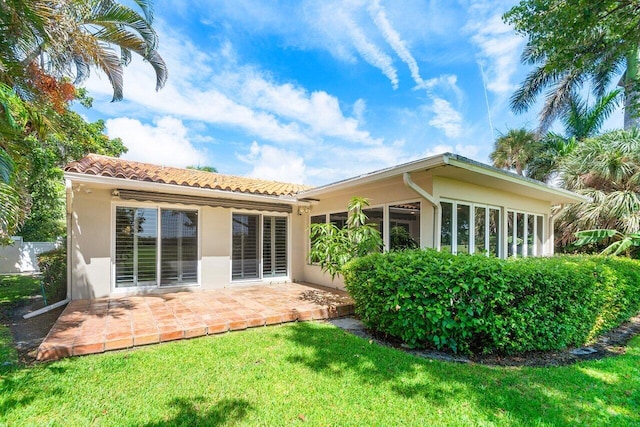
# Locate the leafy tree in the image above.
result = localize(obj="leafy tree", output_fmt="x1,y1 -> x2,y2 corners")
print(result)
1,0 -> 167,102
489,128 -> 541,176
504,1 -> 639,130
556,129 -> 640,247
309,197 -> 383,279
0,1 -> 164,242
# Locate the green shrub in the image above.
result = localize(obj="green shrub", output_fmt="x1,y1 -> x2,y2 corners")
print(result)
342,250 -> 640,354
37,246 -> 67,303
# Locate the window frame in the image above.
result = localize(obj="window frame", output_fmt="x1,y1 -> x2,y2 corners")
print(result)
507,209 -> 545,258
440,199 -> 502,257
111,201 -> 202,294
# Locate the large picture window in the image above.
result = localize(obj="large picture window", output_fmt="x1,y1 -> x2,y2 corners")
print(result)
115,206 -> 198,288
440,200 -> 500,256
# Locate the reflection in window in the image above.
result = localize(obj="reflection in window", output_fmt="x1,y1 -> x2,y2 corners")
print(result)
488,208 -> 500,257
329,212 -> 348,229
440,202 -> 453,253
441,200 -> 500,257
507,210 -> 545,257
115,207 -> 157,288
389,202 -> 420,250
160,209 -> 198,286
363,207 -> 384,240
457,204 -> 470,254
474,207 -> 486,255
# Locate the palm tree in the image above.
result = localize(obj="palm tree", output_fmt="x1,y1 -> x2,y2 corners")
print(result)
1,0 -> 167,102
490,128 -> 541,176
526,90 -> 620,182
504,1 -> 639,131
556,129 -> 640,246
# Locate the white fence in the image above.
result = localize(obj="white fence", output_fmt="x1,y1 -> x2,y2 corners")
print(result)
0,237 -> 60,274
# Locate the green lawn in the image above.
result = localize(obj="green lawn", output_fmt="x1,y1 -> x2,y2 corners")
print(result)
0,275 -> 638,426
0,274 -> 41,307
0,274 -> 41,366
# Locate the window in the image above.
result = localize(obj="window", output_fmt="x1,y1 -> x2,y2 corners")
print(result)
160,209 -> 198,286
115,206 -> 198,288
232,214 -> 259,280
363,207 -> 384,239
440,200 -> 500,256
507,210 -> 545,257
389,202 -> 420,250
115,207 -> 158,288
441,202 -> 453,253
263,216 -> 287,277
232,213 -> 289,281
329,212 -> 348,228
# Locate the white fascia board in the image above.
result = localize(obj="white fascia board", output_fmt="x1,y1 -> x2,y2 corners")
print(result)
442,154 -> 589,204
298,154 -> 446,199
64,172 -> 304,205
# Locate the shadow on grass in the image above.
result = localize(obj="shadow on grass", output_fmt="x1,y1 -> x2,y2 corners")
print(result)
283,322 -> 640,425
143,397 -> 252,426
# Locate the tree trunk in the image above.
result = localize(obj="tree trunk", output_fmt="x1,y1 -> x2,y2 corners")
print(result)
623,48 -> 640,130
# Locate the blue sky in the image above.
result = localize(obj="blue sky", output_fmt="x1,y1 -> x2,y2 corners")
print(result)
80,0 -> 623,186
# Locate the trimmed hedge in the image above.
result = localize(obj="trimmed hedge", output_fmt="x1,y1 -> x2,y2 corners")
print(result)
37,247 -> 67,303
342,250 -> 640,354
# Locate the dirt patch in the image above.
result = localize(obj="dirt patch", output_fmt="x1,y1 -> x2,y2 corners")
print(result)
1,296 -> 65,365
333,313 -> 640,367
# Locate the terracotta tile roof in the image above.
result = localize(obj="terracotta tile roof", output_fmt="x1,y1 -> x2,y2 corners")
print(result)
64,154 -> 311,197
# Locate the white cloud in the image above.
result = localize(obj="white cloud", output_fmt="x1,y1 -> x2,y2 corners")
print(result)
468,13 -> 524,94
239,141 -> 307,184
85,27 -> 379,146
427,98 -> 464,138
353,98 -> 367,124
105,116 -> 207,167
369,0 -> 425,88
240,77 -> 380,144
339,9 -> 399,89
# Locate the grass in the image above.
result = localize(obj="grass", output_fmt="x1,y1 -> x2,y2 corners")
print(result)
0,324 -> 637,425
0,274 -> 41,307
0,274 -> 638,426
0,275 -> 41,367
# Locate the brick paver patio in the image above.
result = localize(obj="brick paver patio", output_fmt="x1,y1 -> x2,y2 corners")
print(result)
37,282 -> 354,361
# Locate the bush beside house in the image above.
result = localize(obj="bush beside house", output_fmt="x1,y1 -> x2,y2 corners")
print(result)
343,250 -> 640,354
37,247 -> 67,303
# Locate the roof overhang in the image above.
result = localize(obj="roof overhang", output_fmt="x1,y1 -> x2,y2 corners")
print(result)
297,153 -> 588,205
64,172 -> 305,206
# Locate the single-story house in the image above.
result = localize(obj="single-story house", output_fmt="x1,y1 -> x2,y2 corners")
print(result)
64,153 -> 586,299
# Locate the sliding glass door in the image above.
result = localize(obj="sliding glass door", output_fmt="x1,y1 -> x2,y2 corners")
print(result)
115,206 -> 198,289
115,207 -> 158,288
232,213 -> 288,281
160,209 -> 198,286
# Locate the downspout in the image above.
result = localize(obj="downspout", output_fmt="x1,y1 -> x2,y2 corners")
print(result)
548,204 -> 569,256
23,181 -> 73,318
403,172 -> 440,248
